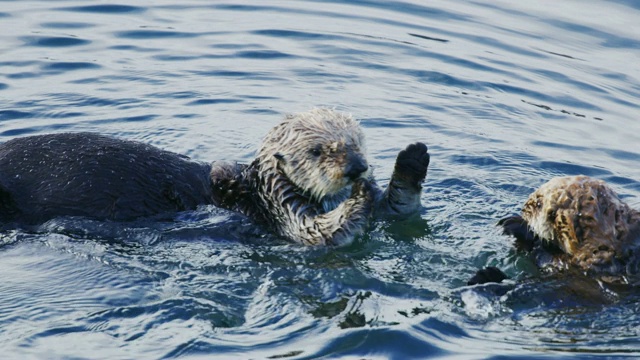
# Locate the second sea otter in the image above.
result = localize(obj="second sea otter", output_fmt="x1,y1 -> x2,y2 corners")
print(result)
471,176 -> 640,285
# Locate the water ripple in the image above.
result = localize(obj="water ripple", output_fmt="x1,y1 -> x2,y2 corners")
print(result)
544,19 -> 640,49
57,4 -> 145,14
253,29 -> 338,40
1,0 -> 639,358
39,22 -> 95,29
234,50 -> 293,59
0,110 -> 32,121
22,36 -> 90,47
41,62 -> 101,72
114,30 -> 201,39
187,98 -> 243,106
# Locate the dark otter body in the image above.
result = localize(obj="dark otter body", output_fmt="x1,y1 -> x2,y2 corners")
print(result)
0,133 -> 214,224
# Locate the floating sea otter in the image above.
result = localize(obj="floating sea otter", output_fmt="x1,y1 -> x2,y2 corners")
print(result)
470,176 -> 640,285
0,108 -> 430,245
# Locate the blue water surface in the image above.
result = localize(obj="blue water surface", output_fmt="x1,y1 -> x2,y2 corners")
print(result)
1,0 -> 639,359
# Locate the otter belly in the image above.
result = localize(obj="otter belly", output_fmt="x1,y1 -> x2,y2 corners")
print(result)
0,133 -> 214,224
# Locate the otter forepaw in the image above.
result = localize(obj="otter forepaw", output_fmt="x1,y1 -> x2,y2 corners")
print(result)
351,178 -> 375,201
394,142 -> 430,187
499,215 -> 539,252
348,178 -> 375,219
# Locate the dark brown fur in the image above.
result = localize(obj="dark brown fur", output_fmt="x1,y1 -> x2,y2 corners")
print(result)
0,133 -> 213,224
521,176 -> 640,274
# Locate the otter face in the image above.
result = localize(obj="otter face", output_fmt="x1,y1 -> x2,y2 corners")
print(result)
521,177 -> 567,247
521,176 -> 635,271
260,108 -> 370,201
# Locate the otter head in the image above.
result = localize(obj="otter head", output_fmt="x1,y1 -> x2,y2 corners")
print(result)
258,108 -> 369,201
521,176 -> 571,248
521,176 -> 636,271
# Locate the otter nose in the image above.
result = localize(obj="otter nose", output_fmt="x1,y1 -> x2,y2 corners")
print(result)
345,156 -> 368,180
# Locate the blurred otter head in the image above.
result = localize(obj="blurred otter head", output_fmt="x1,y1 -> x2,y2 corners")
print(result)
522,176 -> 640,272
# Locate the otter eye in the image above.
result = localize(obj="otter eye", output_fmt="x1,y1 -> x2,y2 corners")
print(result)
310,146 -> 322,157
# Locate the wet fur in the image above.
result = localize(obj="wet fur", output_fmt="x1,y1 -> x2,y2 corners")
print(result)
0,109 -> 429,245
521,176 -> 640,274
471,176 -> 640,286
210,108 -> 430,245
0,133 -> 213,224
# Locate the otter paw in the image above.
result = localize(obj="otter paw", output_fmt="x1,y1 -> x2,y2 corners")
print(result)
345,178 -> 375,221
394,142 -> 430,186
498,215 -> 538,252
351,178 -> 374,200
467,267 -> 508,286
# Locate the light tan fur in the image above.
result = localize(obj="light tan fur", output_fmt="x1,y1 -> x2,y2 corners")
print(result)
258,108 -> 369,206
522,176 -> 640,273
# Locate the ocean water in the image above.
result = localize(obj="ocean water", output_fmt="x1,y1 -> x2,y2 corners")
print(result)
1,0 -> 639,358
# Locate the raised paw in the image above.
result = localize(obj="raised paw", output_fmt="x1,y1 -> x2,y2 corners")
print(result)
394,142 -> 430,187
467,266 -> 508,286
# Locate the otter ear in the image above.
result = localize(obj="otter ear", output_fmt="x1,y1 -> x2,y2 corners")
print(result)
274,152 -> 286,164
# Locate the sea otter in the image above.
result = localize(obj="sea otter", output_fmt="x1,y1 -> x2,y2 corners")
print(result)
0,108 -> 429,245
469,176 -> 640,285
207,108 -> 429,245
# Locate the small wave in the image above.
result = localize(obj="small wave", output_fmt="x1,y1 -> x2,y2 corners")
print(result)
114,30 -> 200,39
41,62 -> 101,72
22,36 -> 90,48
57,4 -> 144,14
